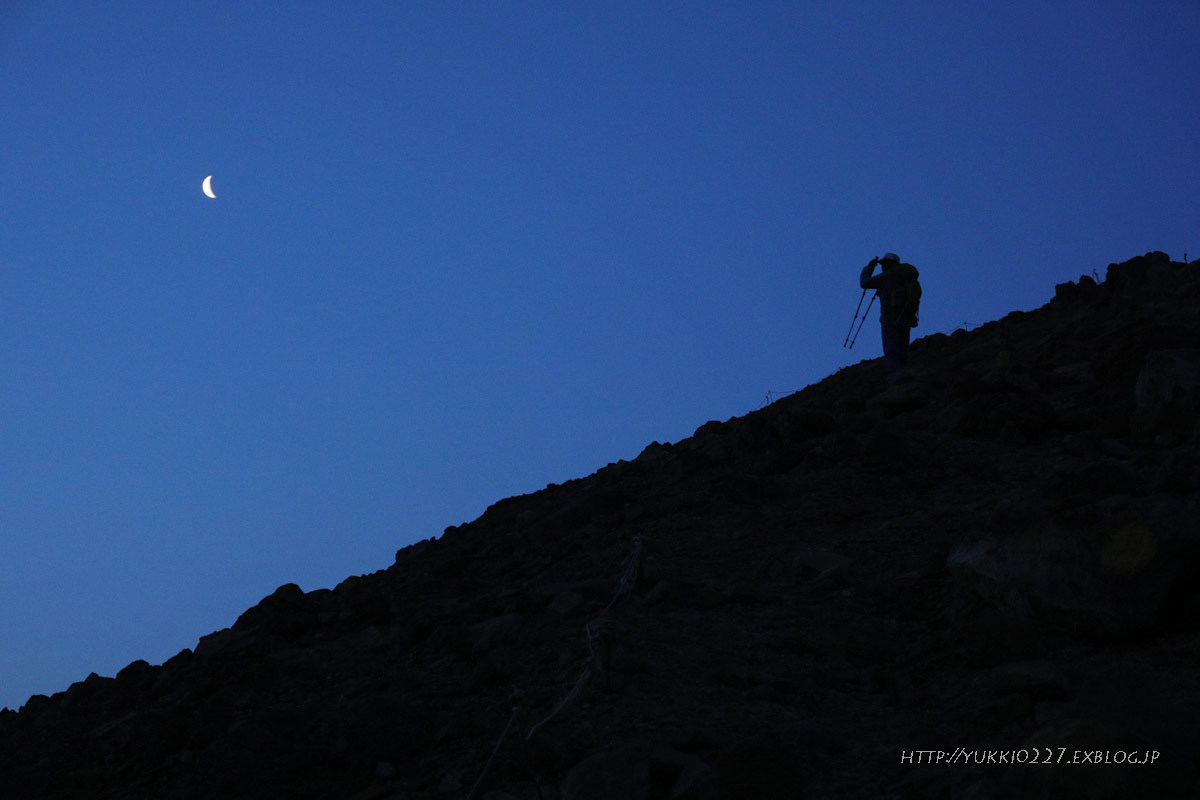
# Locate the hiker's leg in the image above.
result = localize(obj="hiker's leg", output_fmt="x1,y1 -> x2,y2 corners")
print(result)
895,320 -> 911,369
881,318 -> 903,372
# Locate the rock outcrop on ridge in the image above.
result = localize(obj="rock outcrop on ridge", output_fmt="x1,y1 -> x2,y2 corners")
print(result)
2,251 -> 1199,799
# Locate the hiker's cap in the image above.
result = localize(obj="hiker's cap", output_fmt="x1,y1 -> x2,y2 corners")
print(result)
882,252 -> 900,264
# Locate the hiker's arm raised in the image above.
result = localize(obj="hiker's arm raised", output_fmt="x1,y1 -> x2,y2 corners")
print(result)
861,260 -> 885,289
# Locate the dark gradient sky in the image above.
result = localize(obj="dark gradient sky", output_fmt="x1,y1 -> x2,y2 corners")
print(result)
1,2 -> 1197,710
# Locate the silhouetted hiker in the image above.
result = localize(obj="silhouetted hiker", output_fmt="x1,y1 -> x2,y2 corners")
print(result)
860,252 -> 921,372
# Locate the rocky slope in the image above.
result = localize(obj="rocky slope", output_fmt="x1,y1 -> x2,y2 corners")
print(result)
2,251 -> 1199,799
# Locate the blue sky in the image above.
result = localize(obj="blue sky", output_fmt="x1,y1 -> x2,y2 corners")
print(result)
1,2 -> 1196,710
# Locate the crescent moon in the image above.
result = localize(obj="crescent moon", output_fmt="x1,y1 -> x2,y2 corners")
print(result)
202,175 -> 216,199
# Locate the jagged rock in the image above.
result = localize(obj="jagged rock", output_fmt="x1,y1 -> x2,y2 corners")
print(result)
789,547 -> 852,582
1042,460 -> 1141,501
860,422 -> 917,468
991,660 -> 1072,702
1105,250 -> 1172,297
866,378 -> 935,417
770,404 -> 837,444
114,659 -> 154,690
654,746 -> 717,800
193,626 -> 264,661
1047,361 -> 1094,385
707,739 -> 808,799
560,744 -> 720,800
233,582 -> 320,638
1132,348 -> 1200,442
947,391 -> 1056,442
471,612 -> 525,652
952,339 -> 1005,368
548,590 -> 585,615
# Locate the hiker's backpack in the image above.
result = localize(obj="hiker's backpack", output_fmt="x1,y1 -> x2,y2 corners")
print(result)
895,263 -> 922,327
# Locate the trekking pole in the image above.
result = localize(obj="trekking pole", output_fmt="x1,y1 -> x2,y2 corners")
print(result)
843,289 -> 867,348
847,292 -> 875,350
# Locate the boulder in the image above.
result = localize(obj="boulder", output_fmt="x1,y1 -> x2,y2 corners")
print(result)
770,405 -> 837,444
1042,461 -> 1140,502
947,392 -> 1056,442
991,660 -> 1071,702
193,627 -> 265,662
868,369 -> 940,419
559,745 -> 652,800
790,547 -> 852,583
470,612 -> 525,652
1105,251 -> 1171,298
708,738 -> 807,799
866,380 -> 934,417
233,583 -> 319,638
948,495 -> 1200,638
548,590 -> 585,616
1132,349 -> 1200,442
560,744 -> 720,800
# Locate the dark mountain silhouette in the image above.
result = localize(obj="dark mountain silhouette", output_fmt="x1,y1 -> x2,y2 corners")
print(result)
3,251 -> 1199,799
